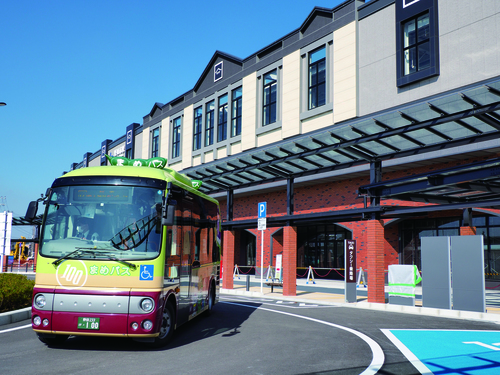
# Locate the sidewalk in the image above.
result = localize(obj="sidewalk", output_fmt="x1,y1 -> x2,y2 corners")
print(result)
222,276 -> 500,324
2,276 -> 500,327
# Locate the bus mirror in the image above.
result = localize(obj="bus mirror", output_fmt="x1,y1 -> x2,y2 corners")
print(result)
162,205 -> 176,226
25,201 -> 38,221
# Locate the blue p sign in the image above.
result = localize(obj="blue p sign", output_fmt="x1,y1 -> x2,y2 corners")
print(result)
258,202 -> 267,218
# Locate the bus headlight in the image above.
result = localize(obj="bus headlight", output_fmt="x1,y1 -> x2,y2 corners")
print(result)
42,319 -> 49,327
140,298 -> 154,312
142,320 -> 153,331
34,294 -> 46,309
33,315 -> 41,326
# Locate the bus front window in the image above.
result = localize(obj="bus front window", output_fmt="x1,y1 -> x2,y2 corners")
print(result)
40,185 -> 163,261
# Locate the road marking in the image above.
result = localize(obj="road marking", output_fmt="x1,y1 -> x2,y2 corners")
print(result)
0,324 -> 32,334
381,329 -> 432,374
382,329 -> 500,374
220,296 -> 334,309
222,301 -> 384,375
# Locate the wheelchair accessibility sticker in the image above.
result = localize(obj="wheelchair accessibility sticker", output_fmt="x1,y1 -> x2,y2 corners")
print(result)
140,265 -> 154,281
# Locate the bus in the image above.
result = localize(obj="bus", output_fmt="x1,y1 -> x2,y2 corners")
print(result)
26,157 -> 221,347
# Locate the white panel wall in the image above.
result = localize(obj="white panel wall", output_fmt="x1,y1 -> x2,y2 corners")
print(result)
359,0 -> 500,116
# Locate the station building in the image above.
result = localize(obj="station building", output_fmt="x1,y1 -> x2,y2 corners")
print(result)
72,0 -> 500,303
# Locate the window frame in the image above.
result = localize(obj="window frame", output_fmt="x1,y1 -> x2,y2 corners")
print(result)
231,86 -> 242,137
396,0 -> 439,87
300,37 -> 333,122
263,69 -> 278,127
205,100 -> 215,147
308,46 -> 326,110
217,94 -> 228,142
193,106 -> 202,151
190,80 -> 242,163
171,116 -> 182,159
150,126 -> 160,158
256,61 -> 282,135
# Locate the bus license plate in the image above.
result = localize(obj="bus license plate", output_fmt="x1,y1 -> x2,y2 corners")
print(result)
77,317 -> 100,330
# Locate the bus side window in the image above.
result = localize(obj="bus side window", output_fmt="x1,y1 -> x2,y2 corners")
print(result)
165,229 -> 172,257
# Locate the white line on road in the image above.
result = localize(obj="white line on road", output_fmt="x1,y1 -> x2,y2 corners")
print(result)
222,301 -> 384,375
0,324 -> 32,334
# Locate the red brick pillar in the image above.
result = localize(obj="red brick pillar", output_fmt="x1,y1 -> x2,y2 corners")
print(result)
283,226 -> 297,296
366,219 -> 385,303
460,226 -> 477,235
222,230 -> 235,290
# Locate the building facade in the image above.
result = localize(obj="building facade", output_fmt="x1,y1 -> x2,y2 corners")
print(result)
75,0 -> 500,303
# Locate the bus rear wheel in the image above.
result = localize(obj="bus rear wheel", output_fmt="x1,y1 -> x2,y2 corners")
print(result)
152,302 -> 174,347
207,283 -> 215,314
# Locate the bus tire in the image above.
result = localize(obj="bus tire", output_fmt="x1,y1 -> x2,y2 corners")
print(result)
152,302 -> 175,347
37,333 -> 69,346
205,281 -> 216,316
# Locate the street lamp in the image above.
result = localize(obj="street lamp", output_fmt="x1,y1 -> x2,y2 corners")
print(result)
0,102 -> 6,106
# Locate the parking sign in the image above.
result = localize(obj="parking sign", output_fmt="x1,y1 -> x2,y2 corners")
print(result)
258,202 -> 267,218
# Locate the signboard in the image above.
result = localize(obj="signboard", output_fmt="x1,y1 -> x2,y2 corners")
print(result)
258,202 -> 267,218
258,202 -> 267,230
258,218 -> 266,231
345,239 -> 356,283
258,202 -> 267,294
214,61 -> 223,82
275,254 -> 282,282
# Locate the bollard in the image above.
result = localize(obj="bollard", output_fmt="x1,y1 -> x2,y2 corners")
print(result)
246,275 -> 250,291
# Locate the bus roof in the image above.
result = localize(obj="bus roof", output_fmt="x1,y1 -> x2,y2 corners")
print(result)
60,166 -> 219,205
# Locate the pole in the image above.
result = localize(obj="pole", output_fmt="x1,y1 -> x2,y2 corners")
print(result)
260,229 -> 264,294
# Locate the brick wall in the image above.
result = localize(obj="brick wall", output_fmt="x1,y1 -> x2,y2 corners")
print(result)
283,226 -> 297,296
218,155 -> 500,291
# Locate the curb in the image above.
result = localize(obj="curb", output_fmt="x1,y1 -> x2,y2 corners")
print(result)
0,307 -> 32,327
220,289 -> 500,324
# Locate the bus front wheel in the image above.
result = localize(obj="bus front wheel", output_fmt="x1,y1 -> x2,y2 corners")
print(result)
153,302 -> 175,347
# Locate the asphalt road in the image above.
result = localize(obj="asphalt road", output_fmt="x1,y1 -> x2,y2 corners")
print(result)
1,295 -> 499,375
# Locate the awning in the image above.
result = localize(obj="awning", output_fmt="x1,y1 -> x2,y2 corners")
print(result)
358,157 -> 500,207
183,78 -> 500,196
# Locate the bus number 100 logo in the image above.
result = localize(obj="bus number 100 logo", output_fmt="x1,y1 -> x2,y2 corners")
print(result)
56,261 -> 88,289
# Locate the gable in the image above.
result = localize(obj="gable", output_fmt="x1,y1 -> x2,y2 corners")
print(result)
193,51 -> 243,94
300,8 -> 334,38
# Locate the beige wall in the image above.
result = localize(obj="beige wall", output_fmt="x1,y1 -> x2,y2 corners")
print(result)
333,22 -> 357,123
241,72 -> 257,151
160,117 -> 169,160
182,105 -> 193,169
282,50 -> 301,139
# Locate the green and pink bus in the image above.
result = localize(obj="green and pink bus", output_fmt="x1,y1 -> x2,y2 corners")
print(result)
27,159 -> 220,346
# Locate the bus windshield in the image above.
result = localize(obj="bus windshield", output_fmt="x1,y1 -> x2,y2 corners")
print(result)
40,185 -> 163,261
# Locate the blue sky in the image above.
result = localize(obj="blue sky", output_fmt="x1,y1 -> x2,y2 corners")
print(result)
0,0 -> 345,239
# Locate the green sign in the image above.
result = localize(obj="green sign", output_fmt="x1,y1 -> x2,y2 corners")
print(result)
78,317 -> 100,330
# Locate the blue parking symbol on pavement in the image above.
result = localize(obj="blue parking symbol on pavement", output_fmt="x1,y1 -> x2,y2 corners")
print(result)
383,329 -> 500,374
140,265 -> 154,281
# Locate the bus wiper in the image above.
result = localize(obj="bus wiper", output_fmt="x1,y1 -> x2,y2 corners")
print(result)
52,249 -> 96,266
103,255 -> 137,270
